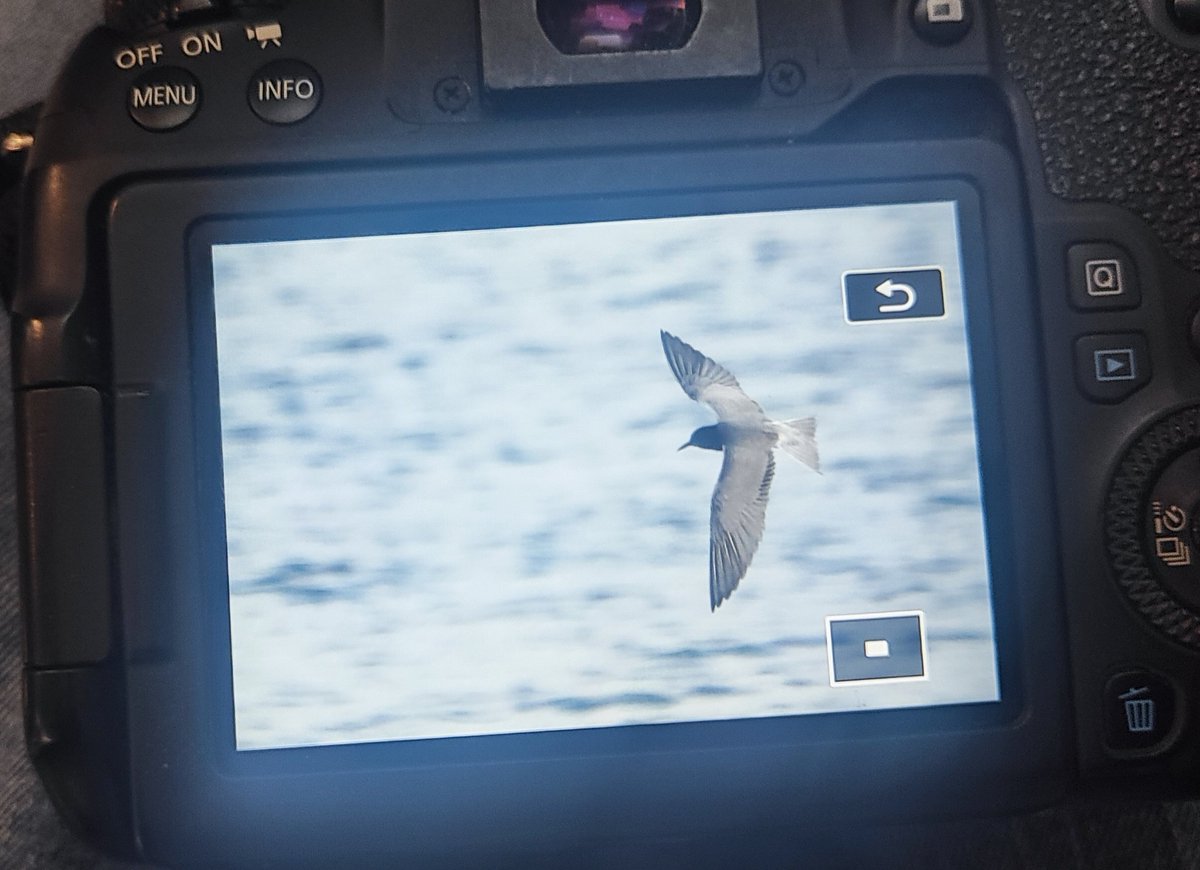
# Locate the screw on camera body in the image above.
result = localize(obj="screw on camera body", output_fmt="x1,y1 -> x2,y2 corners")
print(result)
434,77 -> 472,113
767,61 -> 805,97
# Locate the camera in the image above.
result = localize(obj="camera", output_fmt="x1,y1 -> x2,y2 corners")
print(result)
12,0 -> 1200,864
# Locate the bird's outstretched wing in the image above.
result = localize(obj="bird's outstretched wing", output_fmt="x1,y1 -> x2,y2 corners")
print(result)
709,446 -> 775,610
661,330 -> 766,425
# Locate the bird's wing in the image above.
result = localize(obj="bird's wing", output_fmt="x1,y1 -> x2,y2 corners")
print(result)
661,331 -> 766,424
709,445 -> 775,610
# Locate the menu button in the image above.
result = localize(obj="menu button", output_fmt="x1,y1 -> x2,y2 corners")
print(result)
128,67 -> 201,132
249,60 -> 323,125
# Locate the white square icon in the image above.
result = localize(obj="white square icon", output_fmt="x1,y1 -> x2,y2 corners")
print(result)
863,639 -> 891,658
825,611 -> 928,686
928,0 -> 965,23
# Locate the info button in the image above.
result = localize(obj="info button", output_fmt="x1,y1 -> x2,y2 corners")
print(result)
249,60 -> 323,125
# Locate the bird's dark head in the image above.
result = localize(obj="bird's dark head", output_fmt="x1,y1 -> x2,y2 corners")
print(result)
679,424 -> 724,452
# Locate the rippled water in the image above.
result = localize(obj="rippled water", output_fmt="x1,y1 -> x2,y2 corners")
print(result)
213,201 -> 1001,750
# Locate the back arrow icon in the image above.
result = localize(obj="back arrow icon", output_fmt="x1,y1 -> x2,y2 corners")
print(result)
875,279 -> 917,313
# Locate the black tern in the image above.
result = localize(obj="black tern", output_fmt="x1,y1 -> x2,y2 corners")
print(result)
660,330 -> 819,610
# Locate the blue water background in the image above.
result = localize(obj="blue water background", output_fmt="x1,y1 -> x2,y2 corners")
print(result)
212,201 -> 1001,750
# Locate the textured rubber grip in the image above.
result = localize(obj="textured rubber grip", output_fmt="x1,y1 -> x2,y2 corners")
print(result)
997,0 -> 1200,271
1106,405 -> 1200,650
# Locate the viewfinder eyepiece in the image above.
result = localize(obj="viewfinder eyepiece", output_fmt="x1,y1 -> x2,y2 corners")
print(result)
479,0 -> 760,92
537,0 -> 702,55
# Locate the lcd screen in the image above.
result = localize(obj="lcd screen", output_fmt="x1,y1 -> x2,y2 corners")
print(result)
211,199 -> 1001,751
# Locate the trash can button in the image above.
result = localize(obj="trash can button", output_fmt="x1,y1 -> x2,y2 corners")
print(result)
1102,669 -> 1179,756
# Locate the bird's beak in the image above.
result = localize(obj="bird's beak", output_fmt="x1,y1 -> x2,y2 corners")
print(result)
677,443 -> 689,451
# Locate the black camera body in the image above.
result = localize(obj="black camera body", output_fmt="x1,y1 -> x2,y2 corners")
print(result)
13,0 -> 1200,864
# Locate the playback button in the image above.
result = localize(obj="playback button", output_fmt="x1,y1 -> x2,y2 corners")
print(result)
1074,333 -> 1151,402
248,60 -> 323,125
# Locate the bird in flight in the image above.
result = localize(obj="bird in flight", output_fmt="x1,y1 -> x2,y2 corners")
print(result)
660,330 -> 819,610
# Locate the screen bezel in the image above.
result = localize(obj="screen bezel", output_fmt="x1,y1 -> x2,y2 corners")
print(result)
188,179 -> 1018,773
104,140 -> 1071,850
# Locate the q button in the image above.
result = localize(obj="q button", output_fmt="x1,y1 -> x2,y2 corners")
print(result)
1067,242 -> 1141,311
249,60 -> 323,125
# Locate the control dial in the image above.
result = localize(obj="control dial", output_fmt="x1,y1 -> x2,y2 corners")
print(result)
1106,405 -> 1200,649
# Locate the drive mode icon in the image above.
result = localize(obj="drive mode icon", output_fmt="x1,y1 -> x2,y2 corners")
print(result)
842,267 -> 946,324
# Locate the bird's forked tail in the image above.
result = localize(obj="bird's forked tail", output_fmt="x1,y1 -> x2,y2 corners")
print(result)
769,417 -> 820,473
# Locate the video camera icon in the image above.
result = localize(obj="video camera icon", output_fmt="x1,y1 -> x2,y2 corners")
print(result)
842,267 -> 947,324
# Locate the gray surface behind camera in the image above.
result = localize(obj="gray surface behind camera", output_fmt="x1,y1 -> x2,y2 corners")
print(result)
0,1 -> 99,118
0,0 -> 1198,866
